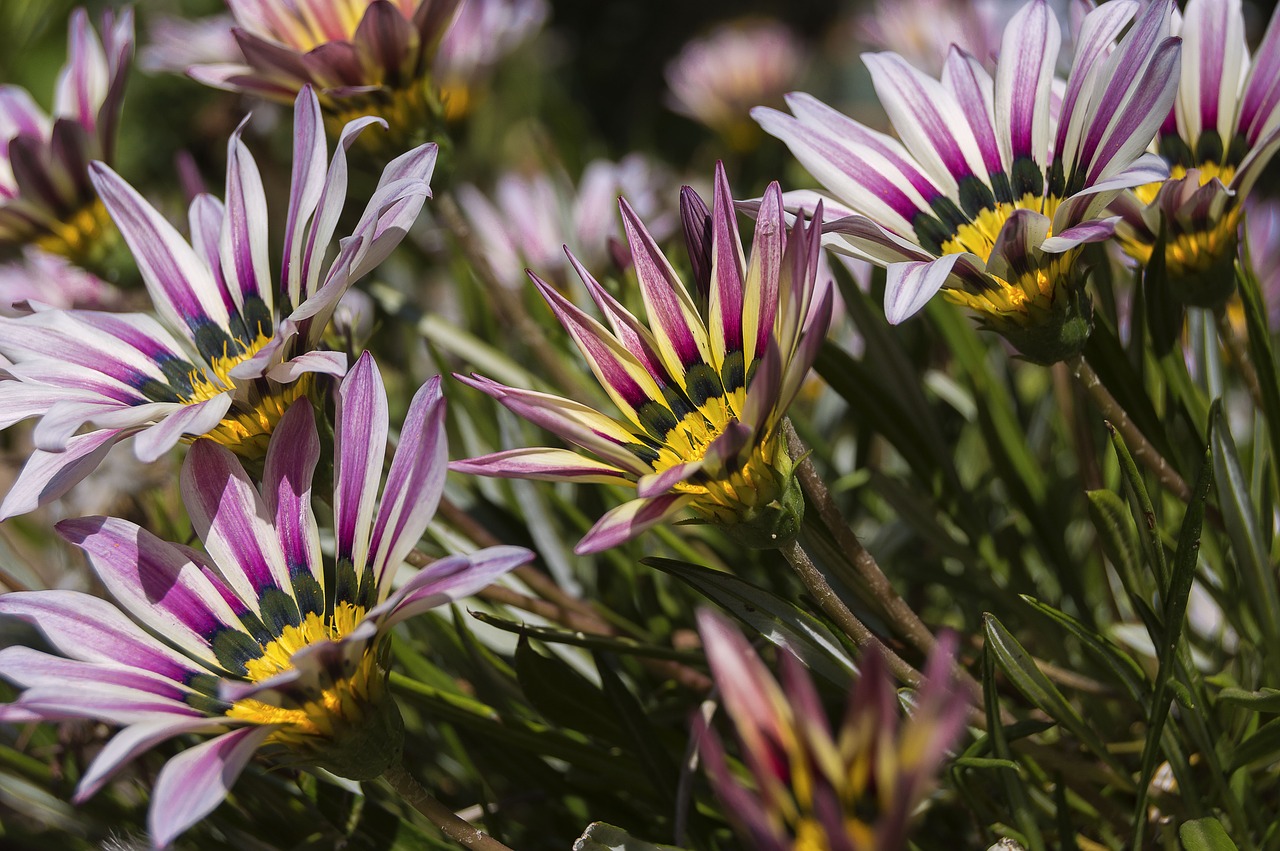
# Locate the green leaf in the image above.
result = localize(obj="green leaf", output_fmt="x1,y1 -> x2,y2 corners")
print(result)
1179,817 -> 1241,851
1106,423 -> 1169,592
1020,595 -> 1148,704
983,614 -> 1131,783
1237,261 -> 1280,497
644,557 -> 857,685
1143,219 -> 1183,356
1211,398 -> 1280,649
1218,687 -> 1280,713
1228,717 -> 1280,773
574,822 -> 686,851
982,638 -> 1045,851
1085,490 -> 1144,600
514,636 -> 626,742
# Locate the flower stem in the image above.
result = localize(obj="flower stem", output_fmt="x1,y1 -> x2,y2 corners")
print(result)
382,762 -> 514,851
778,538 -> 923,689
784,420 -> 938,658
1066,353 -> 1192,503
1215,304 -> 1265,409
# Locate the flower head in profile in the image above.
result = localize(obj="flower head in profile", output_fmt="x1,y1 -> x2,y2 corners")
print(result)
1114,0 -> 1280,309
0,87 -> 436,519
188,0 -> 465,141
453,163 -> 833,553
455,153 -> 677,289
664,19 -> 805,149
0,354 -> 533,847
695,609 -> 969,851
755,0 -> 1181,364
0,8 -> 132,266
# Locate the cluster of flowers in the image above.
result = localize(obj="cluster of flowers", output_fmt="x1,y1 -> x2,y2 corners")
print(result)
0,0 -> 1277,847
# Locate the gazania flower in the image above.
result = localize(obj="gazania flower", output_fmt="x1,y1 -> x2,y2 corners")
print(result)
0,8 -> 132,267
695,609 -> 968,851
851,0 -> 1007,76
1114,0 -> 1280,309
664,20 -> 805,149
754,0 -> 1181,364
188,0 -> 464,141
452,163 -> 833,553
0,353 -> 534,847
0,87 -> 436,519
455,154 -> 677,289
433,0 -> 549,121
0,247 -> 121,316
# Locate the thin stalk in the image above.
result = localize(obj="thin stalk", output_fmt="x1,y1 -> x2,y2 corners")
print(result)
382,761 -> 514,851
1067,353 -> 1192,503
784,420 -> 938,657
1215,304 -> 1266,409
779,538 -> 922,689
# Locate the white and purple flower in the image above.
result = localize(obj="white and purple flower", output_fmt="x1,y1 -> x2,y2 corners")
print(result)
755,0 -> 1181,363
1114,0 -> 1280,306
0,86 -> 436,519
453,163 -> 833,553
0,353 -> 533,847
0,8 -> 133,265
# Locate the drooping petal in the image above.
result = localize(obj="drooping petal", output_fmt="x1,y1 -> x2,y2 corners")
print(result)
575,493 -> 692,554
884,253 -> 972,324
450,447 -> 633,484
371,545 -> 536,628
75,716 -> 232,804
0,428 -> 122,520
132,394 -> 233,462
148,726 -> 274,849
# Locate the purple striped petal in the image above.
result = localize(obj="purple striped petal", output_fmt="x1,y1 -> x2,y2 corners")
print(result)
572,252 -> 675,385
219,127 -> 274,321
451,447 -> 633,484
75,717 -> 231,804
575,493 -> 692,553
372,546 -> 536,629
1052,0 -> 1138,168
0,647 -> 186,700
282,88 -> 327,309
865,51 -> 988,192
0,428 -> 122,520
743,180 -> 784,372
182,440 -> 294,612
0,590 -> 200,681
884,253 -> 970,324
454,374 -> 652,476
264,349 -> 348,383
1240,8 -> 1280,144
620,197 -> 715,382
133,394 -> 233,463
148,726 -> 274,849
1083,36 -> 1181,186
1041,217 -> 1119,253
709,162 -> 747,369
262,400 -> 323,606
995,0 -> 1059,186
942,47 -> 1005,189
367,376 -> 447,598
1179,0 -> 1246,145
334,352 -> 388,573
56,516 -> 247,668
88,163 -> 230,349
0,682 -> 204,727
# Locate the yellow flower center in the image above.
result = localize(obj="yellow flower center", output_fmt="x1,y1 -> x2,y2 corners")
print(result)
1124,163 -> 1242,278
939,195 -> 1058,263
263,0 -> 373,52
647,393 -> 785,525
226,603 -> 380,742
32,200 -> 115,265
183,334 -> 273,404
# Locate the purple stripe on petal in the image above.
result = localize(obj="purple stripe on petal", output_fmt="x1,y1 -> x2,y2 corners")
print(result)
282,88 -> 327,310
0,590 -> 199,680
182,440 -> 293,610
220,129 -> 273,317
0,647 -> 187,700
572,251 -> 675,385
575,493 -> 691,554
943,47 -> 1004,178
56,516 -> 246,665
367,376 -> 447,596
262,401 -> 323,596
710,162 -> 746,356
1240,9 -> 1280,141
996,0 -> 1060,167
334,352 -> 388,572
1053,0 -> 1138,163
619,197 -> 709,370
148,726 -> 274,850
747,182 -> 785,365
1,683 -> 204,727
